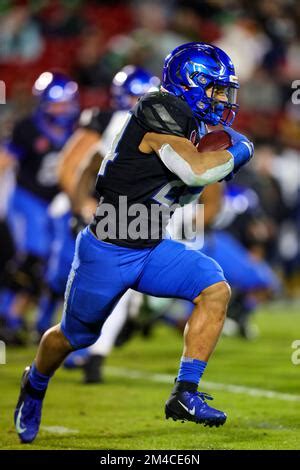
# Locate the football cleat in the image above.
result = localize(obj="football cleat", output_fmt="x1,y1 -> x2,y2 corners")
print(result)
165,388 -> 227,427
14,366 -> 44,443
83,354 -> 104,384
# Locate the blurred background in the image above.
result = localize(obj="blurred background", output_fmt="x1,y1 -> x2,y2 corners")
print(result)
0,0 -> 299,346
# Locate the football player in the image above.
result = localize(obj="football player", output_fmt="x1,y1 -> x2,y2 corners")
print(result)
36,66 -> 159,383
0,72 -> 80,340
14,42 -> 254,443
162,182 -> 280,337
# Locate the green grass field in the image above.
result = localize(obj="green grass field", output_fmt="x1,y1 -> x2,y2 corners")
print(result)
1,303 -> 300,450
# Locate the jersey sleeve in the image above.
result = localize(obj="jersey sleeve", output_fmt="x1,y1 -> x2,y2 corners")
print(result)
79,108 -> 113,135
132,91 -> 196,138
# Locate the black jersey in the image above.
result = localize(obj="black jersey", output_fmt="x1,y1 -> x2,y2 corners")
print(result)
8,116 -> 62,202
79,107 -> 113,135
90,91 -> 205,248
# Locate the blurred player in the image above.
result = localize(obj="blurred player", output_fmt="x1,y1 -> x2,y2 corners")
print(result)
0,151 -> 15,288
36,66 -> 159,382
162,182 -> 280,337
0,72 -> 80,342
205,181 -> 280,338
14,42 -> 254,443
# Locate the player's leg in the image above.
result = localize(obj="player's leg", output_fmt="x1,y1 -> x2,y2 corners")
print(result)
63,289 -> 134,380
35,287 -> 61,337
14,228 -> 128,443
182,281 -> 230,360
5,187 -> 51,333
36,211 -> 76,336
63,291 -> 142,382
14,323 -> 71,444
82,289 -> 135,383
136,238 -> 230,426
14,245 -> 72,444
137,238 -> 230,361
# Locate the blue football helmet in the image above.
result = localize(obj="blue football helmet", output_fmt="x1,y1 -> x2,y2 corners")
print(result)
162,42 -> 239,126
33,71 -> 80,130
111,65 -> 160,110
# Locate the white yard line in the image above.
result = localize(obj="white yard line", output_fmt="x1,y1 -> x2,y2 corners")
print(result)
41,426 -> 79,434
106,366 -> 300,402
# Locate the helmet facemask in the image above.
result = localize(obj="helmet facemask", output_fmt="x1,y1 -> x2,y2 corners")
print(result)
40,101 -> 80,128
202,80 -> 239,126
180,73 -> 239,126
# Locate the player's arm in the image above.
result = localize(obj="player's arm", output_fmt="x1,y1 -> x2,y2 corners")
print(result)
200,182 -> 224,227
141,131 -> 253,187
57,128 -> 100,199
139,132 -> 234,186
71,149 -> 102,214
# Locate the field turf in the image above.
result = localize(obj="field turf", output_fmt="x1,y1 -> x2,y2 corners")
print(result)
0,303 -> 300,450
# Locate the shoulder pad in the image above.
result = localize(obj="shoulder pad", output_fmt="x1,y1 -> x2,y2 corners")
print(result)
132,91 -> 194,137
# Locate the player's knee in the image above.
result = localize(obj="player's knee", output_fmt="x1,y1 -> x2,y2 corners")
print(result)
41,324 -> 73,353
195,281 -> 231,317
61,330 -> 100,351
216,281 -> 231,306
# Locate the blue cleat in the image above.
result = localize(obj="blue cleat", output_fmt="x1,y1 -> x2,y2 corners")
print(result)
14,366 -> 44,443
165,383 -> 227,427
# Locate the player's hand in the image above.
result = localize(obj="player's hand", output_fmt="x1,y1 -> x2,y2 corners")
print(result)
223,126 -> 250,146
223,126 -> 254,174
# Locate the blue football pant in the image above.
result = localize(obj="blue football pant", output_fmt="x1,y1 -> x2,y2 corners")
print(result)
7,186 -> 52,258
202,231 -> 279,292
46,211 -> 76,295
61,227 -> 226,349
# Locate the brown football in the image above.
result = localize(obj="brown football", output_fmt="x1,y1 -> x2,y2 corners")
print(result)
197,130 -> 232,152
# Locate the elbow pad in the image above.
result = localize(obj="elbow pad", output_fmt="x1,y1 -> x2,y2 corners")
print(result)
158,143 -> 234,187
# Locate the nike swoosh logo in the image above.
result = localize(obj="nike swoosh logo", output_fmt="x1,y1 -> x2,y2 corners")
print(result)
178,400 -> 196,416
16,403 -> 27,434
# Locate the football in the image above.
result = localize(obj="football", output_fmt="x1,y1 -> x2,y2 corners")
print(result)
197,130 -> 232,152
